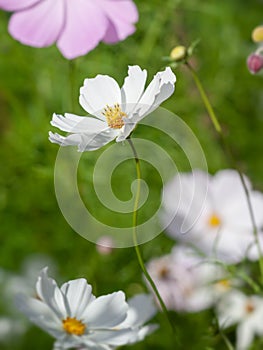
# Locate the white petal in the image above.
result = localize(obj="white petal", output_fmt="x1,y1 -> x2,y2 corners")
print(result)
217,290 -> 247,328
49,129 -> 117,152
79,75 -> 121,116
121,65 -> 147,108
16,294 -> 62,339
116,119 -> 137,142
36,268 -> 67,319
60,279 -> 93,319
49,132 -> 82,148
119,294 -> 157,328
131,324 -> 159,342
135,67 -> 176,119
86,328 -> 137,346
83,291 -> 128,328
51,113 -> 107,133
236,322 -> 255,350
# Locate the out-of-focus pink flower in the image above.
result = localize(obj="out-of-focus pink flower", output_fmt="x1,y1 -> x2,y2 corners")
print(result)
247,53 -> 263,74
146,246 -> 231,312
96,236 -> 114,255
0,0 -> 138,59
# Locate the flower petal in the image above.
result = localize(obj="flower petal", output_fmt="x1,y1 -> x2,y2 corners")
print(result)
121,65 -> 147,108
134,67 -> 176,120
49,129 -> 117,152
79,75 -> 121,117
8,0 -> 65,48
16,294 -> 62,339
49,132 -> 82,148
119,294 -> 157,328
36,267 -> 67,319
86,328 -> 137,346
116,118 -> 137,142
60,278 -> 94,319
0,0 -> 39,11
57,0 -> 108,59
51,113 -> 107,133
101,0 -> 138,43
236,322 -> 255,350
83,291 -> 128,328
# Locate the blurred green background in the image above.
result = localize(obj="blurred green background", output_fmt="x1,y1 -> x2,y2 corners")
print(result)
0,0 -> 263,349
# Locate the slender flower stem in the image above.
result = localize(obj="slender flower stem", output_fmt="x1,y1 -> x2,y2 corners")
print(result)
127,138 -> 177,337
185,62 -> 263,285
69,59 -> 76,111
186,62 -> 221,133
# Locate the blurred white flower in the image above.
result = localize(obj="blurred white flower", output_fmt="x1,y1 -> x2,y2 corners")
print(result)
0,254 -> 57,344
17,268 -> 157,349
162,169 -> 263,263
146,245 -> 231,312
217,290 -> 263,350
0,317 -> 26,343
49,65 -> 176,151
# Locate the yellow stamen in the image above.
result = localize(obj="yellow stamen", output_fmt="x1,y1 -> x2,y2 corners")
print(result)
62,317 -> 86,336
102,103 -> 127,129
216,279 -> 231,291
208,214 -> 221,227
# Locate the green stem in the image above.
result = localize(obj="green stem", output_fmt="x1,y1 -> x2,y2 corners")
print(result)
220,331 -> 234,350
185,62 -> 263,285
127,138 -> 177,337
69,59 -> 76,111
186,62 -> 221,133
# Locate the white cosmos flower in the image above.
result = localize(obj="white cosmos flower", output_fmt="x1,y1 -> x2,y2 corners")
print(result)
49,65 -> 176,151
217,290 -> 263,350
16,268 -> 156,350
161,169 -> 263,263
146,246 -> 231,312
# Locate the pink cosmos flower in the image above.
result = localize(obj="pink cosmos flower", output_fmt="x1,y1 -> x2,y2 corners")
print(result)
0,0 -> 138,59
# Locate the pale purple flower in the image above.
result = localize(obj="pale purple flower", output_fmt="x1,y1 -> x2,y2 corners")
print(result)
146,246 -> 231,312
0,0 -> 138,59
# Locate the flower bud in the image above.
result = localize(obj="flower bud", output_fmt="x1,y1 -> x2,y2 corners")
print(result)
247,53 -> 263,74
170,45 -> 187,61
252,25 -> 263,43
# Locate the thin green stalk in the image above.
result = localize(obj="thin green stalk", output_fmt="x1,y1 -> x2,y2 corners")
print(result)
185,62 -> 263,285
127,138 -> 177,337
69,59 -> 76,111
186,62 -> 221,133
220,331 -> 234,350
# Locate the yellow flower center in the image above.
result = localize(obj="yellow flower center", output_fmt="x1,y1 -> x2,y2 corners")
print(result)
102,103 -> 127,129
208,214 -> 221,227
62,317 -> 86,336
216,279 -> 231,291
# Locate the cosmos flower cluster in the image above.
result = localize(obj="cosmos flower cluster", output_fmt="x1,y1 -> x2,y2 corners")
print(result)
145,169 -> 263,349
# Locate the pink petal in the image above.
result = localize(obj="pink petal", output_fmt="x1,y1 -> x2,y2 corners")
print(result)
8,0 -> 65,47
101,0 -> 138,43
57,0 -> 108,60
0,0 -> 39,11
